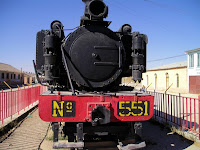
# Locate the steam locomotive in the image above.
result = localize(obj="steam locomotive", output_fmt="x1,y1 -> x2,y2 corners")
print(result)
35,0 -> 154,149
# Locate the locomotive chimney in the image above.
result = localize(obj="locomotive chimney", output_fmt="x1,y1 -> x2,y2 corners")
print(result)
81,0 -> 108,26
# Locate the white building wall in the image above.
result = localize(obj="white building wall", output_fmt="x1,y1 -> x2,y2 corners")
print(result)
142,67 -> 188,93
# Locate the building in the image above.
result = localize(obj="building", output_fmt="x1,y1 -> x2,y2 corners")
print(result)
185,48 -> 200,94
142,61 -> 187,93
0,63 -> 36,89
0,63 -> 22,87
23,72 -> 36,84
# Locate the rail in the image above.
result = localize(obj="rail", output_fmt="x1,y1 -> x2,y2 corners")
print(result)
0,85 -> 47,125
147,91 -> 200,140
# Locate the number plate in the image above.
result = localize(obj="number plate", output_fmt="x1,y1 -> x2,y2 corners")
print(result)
117,101 -> 150,116
52,100 -> 76,117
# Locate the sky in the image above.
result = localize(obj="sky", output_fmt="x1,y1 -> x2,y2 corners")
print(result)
0,0 -> 200,72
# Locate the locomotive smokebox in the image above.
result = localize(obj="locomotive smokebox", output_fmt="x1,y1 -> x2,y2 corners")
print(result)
91,105 -> 110,126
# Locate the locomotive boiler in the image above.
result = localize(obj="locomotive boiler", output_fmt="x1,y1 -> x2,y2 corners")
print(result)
35,0 -> 154,149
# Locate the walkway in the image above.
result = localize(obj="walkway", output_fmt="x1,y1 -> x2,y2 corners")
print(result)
0,108 -> 49,150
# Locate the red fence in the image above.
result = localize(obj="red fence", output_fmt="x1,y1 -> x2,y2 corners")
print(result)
0,85 -> 47,125
148,91 -> 200,140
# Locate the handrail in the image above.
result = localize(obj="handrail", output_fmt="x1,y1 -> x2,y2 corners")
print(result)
3,81 -> 12,90
165,83 -> 173,92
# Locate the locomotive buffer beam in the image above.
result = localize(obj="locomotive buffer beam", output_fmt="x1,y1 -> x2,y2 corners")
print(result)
52,123 -> 84,149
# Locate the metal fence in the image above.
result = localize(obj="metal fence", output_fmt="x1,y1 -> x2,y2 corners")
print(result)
0,85 -> 47,125
148,91 -> 200,140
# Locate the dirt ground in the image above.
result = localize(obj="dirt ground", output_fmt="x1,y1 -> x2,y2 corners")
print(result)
0,108 -> 49,150
142,121 -> 200,150
41,121 -> 200,150
1,108 -> 199,150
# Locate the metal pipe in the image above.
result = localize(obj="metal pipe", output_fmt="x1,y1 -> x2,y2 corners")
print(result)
61,44 -> 75,95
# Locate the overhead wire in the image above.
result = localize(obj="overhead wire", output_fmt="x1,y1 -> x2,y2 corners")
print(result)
104,0 -> 187,64
144,0 -> 198,19
147,54 -> 186,62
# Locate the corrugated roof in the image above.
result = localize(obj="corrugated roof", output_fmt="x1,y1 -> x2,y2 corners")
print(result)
148,61 -> 187,71
0,63 -> 21,73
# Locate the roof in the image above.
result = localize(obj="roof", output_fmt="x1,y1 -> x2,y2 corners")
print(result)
148,61 -> 187,71
0,63 -> 21,73
185,48 -> 200,54
23,72 -> 35,77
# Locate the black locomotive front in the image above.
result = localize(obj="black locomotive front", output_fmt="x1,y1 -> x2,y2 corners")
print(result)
35,0 -> 147,91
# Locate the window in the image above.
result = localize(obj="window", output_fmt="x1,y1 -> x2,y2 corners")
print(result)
11,74 -> 13,79
176,74 -> 179,88
1,73 -> 4,79
14,74 -> 16,79
18,74 -> 20,79
198,53 -> 200,67
7,73 -> 9,79
189,54 -> 194,68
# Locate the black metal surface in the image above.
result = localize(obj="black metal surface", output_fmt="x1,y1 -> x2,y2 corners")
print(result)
63,122 -> 130,136
63,25 -> 124,89
77,123 -> 84,142
91,105 -> 110,126
33,60 -> 41,84
61,44 -> 75,95
35,0 -> 148,91
81,0 -> 108,26
36,30 -> 45,73
52,122 -> 59,142
41,90 -> 150,97
134,122 -> 143,140
131,32 -> 148,82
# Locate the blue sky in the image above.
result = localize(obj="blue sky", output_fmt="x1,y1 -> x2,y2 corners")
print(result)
0,0 -> 199,72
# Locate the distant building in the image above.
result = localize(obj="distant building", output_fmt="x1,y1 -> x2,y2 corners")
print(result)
0,63 -> 22,87
0,63 -> 36,89
23,72 -> 36,84
142,61 -> 187,93
185,48 -> 200,94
